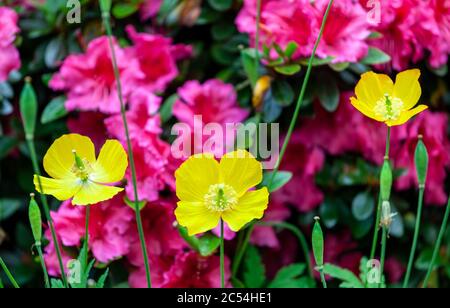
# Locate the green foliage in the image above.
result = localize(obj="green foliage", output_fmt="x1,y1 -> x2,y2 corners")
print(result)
261,171 -> 293,193
268,264 -> 313,288
243,246 -> 266,288
322,263 -> 364,288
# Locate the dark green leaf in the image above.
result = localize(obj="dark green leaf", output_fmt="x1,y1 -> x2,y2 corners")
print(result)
361,47 -> 391,65
41,96 -> 68,124
160,94 -> 178,123
274,64 -> 301,76
243,246 -> 265,288
261,171 -> 293,193
322,263 -> 364,288
0,136 -> 18,160
317,77 -> 339,112
241,49 -> 259,87
0,199 -> 22,221
272,80 -> 294,106
268,263 -> 308,288
112,3 -> 139,19
95,268 -> 110,288
207,0 -> 233,11
352,191 -> 375,221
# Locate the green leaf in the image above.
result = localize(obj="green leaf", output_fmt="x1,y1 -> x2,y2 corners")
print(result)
299,56 -> 334,66
272,80 -> 294,107
352,191 -> 375,221
284,42 -> 299,59
243,246 -> 266,288
268,263 -> 309,288
322,263 -> 364,288
207,0 -> 232,11
367,31 -> 383,39
50,279 -> 65,289
211,22 -> 235,41
160,94 -> 178,123
197,234 -> 221,257
261,171 -> 293,193
274,64 -> 301,76
361,47 -> 391,65
124,197 -> 147,212
95,268 -> 110,288
45,37 -> 65,69
241,49 -> 259,87
0,136 -> 18,160
262,90 -> 283,123
41,96 -> 68,124
0,199 -> 22,221
329,62 -> 350,72
317,76 -> 339,112
312,218 -> 324,267
112,3 -> 139,19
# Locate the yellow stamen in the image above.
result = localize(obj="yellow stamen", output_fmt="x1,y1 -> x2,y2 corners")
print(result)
204,183 -> 238,212
374,94 -> 403,121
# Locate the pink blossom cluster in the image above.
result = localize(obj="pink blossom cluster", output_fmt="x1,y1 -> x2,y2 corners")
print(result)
0,7 -> 21,81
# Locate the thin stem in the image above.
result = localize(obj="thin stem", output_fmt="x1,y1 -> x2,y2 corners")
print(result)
423,196 -> 450,287
220,220 -> 225,288
379,226 -> 388,288
0,277 -> 4,288
254,0 -> 261,81
101,11 -> 152,288
83,206 -> 90,269
319,270 -> 327,289
403,187 -> 425,288
35,244 -> 50,288
370,126 -> 392,260
26,138 -> 68,287
232,223 -> 255,276
0,257 -> 20,288
232,0 -> 334,277
258,221 -> 314,279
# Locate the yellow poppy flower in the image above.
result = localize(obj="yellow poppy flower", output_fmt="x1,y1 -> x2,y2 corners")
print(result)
350,69 -> 428,126
34,134 -> 128,206
175,150 -> 269,236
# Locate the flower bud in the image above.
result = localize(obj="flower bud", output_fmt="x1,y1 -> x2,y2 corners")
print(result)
380,157 -> 392,201
415,135 -> 428,187
312,216 -> 324,268
28,194 -> 42,244
20,77 -> 38,140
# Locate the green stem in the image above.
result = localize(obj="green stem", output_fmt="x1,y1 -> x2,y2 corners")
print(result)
26,138 -> 68,287
423,196 -> 450,287
83,206 -> 90,269
0,257 -> 20,288
232,0 -> 334,277
101,11 -> 152,288
258,221 -> 314,279
403,187 -> 425,288
379,226 -> 388,288
319,270 -> 327,289
232,223 -> 255,276
254,0 -> 261,82
369,126 -> 391,260
220,220 -> 225,288
35,244 -> 50,288
0,277 -> 4,288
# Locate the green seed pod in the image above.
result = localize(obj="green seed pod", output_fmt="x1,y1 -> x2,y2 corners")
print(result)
312,217 -> 324,268
19,77 -> 38,140
415,135 -> 429,187
28,194 -> 42,244
380,158 -> 392,201
99,0 -> 112,13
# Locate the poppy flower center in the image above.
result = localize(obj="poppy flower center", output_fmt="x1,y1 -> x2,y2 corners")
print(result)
71,150 -> 92,181
204,183 -> 238,212
374,94 -> 404,121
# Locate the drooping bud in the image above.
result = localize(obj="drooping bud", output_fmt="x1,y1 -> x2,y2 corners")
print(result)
380,157 -> 392,201
415,135 -> 429,188
312,216 -> 324,269
20,77 -> 38,140
28,193 -> 42,244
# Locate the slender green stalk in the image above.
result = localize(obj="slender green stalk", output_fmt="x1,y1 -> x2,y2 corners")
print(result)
35,244 -> 50,288
232,0 -> 335,277
26,138 -> 68,287
258,221 -> 314,279
101,9 -> 152,288
0,277 -> 4,288
254,0 -> 261,81
423,196 -> 450,287
379,226 -> 388,288
370,126 -> 391,260
0,257 -> 20,288
232,223 -> 255,276
83,206 -> 90,269
319,271 -> 327,289
403,187 -> 425,288
220,220 -> 225,288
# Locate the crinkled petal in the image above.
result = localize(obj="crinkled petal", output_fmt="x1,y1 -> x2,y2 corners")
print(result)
91,140 -> 128,183
393,69 -> 422,111
33,175 -> 81,201
219,150 -> 262,197
355,72 -> 394,107
43,134 -> 96,179
72,181 -> 123,206
386,105 -> 428,127
222,188 -> 269,232
174,201 -> 220,236
175,153 -> 219,202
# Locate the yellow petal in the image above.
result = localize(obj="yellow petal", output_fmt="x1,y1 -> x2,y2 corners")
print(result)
393,69 -> 422,110
355,72 -> 394,107
386,105 -> 428,127
174,201 -> 220,236
71,181 -> 123,206
350,97 -> 384,122
222,187 -> 269,232
219,150 -> 263,197
91,140 -> 128,183
33,175 -> 80,201
43,134 -> 96,179
175,153 -> 219,202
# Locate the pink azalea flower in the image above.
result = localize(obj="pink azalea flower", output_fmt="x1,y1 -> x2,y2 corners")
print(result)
0,7 -> 20,81
139,0 -> 163,20
236,0 -> 319,59
49,36 -> 143,114
125,26 -> 192,93
391,111 -> 450,206
43,240 -> 72,277
272,132 -> 325,212
314,0 -> 370,63
384,257 -> 405,283
45,194 -> 134,265
67,112 -> 108,149
173,79 -> 249,157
